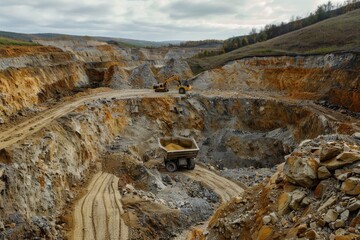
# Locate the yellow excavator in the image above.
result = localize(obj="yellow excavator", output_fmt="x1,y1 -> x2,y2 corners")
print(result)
153,75 -> 192,94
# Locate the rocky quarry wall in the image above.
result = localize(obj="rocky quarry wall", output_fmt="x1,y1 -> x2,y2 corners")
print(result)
0,44 -> 196,122
193,53 -> 360,111
0,46 -> 89,119
0,43 -> 359,239
207,134 -> 360,240
0,93 -> 358,238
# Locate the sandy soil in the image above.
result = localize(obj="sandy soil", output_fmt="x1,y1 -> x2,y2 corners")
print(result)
183,166 -> 244,202
174,165 -> 244,240
0,89 -> 173,150
72,172 -> 128,240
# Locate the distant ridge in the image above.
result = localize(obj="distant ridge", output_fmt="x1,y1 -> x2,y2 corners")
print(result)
0,30 -> 182,47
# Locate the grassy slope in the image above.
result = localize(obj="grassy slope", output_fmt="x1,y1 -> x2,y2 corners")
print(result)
0,31 -> 177,48
0,37 -> 38,47
188,9 -> 360,74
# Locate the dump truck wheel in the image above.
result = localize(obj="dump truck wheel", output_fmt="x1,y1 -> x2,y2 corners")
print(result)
179,88 -> 185,94
187,158 -> 195,170
166,161 -> 178,172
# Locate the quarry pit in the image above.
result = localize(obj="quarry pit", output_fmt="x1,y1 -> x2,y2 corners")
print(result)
0,39 -> 360,240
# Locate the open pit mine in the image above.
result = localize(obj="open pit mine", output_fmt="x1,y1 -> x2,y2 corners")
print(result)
0,36 -> 359,240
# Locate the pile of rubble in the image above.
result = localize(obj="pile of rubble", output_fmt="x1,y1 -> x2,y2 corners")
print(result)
220,166 -> 277,187
207,134 -> 360,240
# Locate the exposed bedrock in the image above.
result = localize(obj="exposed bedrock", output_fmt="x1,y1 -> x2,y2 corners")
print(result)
193,53 -> 360,111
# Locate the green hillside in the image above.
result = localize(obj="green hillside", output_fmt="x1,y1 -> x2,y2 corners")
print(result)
188,9 -> 360,74
0,31 -> 180,48
0,36 -> 38,47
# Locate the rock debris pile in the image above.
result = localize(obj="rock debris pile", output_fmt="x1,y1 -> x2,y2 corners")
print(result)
207,134 -> 360,240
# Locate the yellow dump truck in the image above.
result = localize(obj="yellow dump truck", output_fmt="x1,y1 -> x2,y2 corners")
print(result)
158,136 -> 199,172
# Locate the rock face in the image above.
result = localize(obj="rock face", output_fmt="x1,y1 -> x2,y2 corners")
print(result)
104,65 -> 131,89
192,53 -> 360,111
207,135 -> 360,240
0,46 -> 89,117
128,63 -> 158,88
158,58 -> 193,81
35,39 -> 123,63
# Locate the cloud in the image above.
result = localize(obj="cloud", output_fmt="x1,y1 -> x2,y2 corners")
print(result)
164,1 -> 236,19
0,0 -> 345,41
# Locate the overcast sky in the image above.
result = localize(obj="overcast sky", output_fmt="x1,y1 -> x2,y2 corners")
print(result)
0,0 -> 345,41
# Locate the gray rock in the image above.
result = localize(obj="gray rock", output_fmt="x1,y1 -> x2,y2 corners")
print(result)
0,117 -> 4,124
318,196 -> 337,213
320,144 -> 343,162
335,228 -> 346,236
340,210 -> 349,221
301,196 -> 312,207
269,212 -> 279,224
180,129 -> 190,137
322,152 -> 360,170
324,209 -> 338,223
348,200 -> 360,212
262,215 -> 271,225
284,156 -> 319,188
290,190 -> 306,210
334,219 -> 345,229
341,177 -> 360,195
318,166 -> 332,179
335,206 -> 345,213
353,132 -> 360,140
310,221 -> 318,229
336,172 -> 352,181
336,152 -> 360,163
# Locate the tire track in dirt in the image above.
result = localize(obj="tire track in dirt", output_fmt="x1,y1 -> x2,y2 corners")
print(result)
0,89 -> 163,150
177,165 -> 244,240
183,165 -> 244,202
72,172 -> 128,240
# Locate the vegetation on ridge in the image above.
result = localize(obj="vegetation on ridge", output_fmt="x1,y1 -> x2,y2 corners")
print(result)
0,37 -> 39,47
223,0 -> 360,53
187,8 -> 360,74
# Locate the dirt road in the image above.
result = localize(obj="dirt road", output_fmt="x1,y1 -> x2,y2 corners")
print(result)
2,88 -> 358,151
173,165 -> 244,240
72,172 -> 128,240
183,165 -> 244,202
71,165 -> 243,240
0,89 -> 164,150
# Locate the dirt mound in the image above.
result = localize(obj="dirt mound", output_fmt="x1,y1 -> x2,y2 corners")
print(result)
207,134 -> 360,239
104,65 -> 131,89
165,143 -> 186,151
158,58 -> 193,81
129,63 -> 157,88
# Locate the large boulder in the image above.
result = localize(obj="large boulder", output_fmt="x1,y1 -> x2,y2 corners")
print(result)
284,155 -> 319,188
341,177 -> 360,195
319,144 -> 343,162
322,152 -> 360,170
278,192 -> 292,215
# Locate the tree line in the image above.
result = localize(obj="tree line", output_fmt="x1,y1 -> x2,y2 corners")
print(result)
179,39 -> 223,48
223,0 -> 360,53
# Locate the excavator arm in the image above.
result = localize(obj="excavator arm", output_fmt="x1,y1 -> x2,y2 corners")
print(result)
153,75 -> 191,94
163,75 -> 180,85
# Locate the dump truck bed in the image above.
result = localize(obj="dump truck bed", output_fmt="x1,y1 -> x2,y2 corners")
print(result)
158,137 -> 199,160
